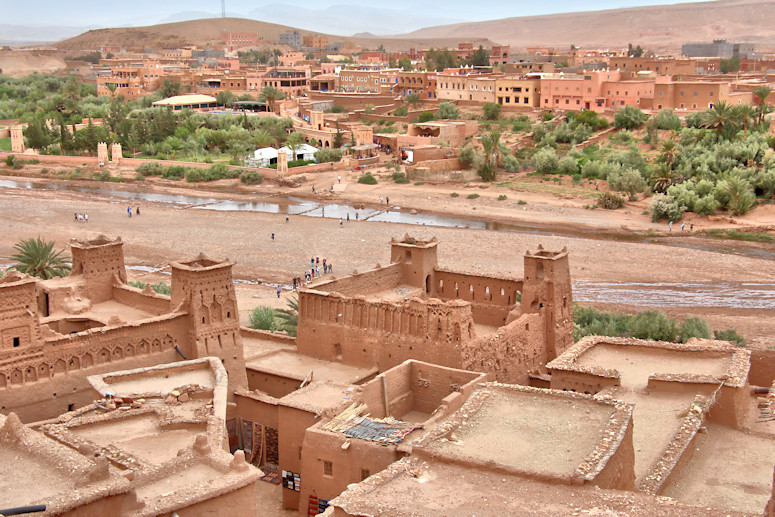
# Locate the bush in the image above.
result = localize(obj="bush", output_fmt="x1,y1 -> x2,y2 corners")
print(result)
503,154 -> 520,172
314,148 -> 343,163
417,112 -> 435,123
357,172 -> 377,184
467,193 -> 480,199
650,194 -> 686,222
136,162 -> 164,176
715,176 -> 756,215
240,170 -> 263,185
5,155 -> 15,167
678,317 -> 711,343
162,165 -> 186,180
693,195 -> 720,216
533,147 -> 559,174
482,102 -> 501,120
581,160 -> 604,179
392,172 -> 410,184
714,328 -> 746,346
249,306 -> 276,331
331,105 -> 345,113
436,101 -> 459,120
653,109 -> 682,131
128,281 -> 171,296
517,200 -> 527,205
558,155 -> 579,175
450,192 -> 460,197
613,106 -> 648,130
608,168 -> 646,200
498,194 -> 507,201
628,310 -> 677,342
458,144 -> 478,168
393,106 -> 408,117
597,191 -> 625,209
542,112 -> 555,122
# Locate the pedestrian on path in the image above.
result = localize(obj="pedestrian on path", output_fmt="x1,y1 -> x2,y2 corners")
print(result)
128,206 -> 132,218
276,286 -> 281,298
338,175 -> 341,184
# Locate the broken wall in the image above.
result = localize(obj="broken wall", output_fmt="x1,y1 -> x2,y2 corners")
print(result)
431,270 -> 522,326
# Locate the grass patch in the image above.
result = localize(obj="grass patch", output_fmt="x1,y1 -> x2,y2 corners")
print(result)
357,172 -> 378,184
450,192 -> 460,197
498,195 -> 507,201
467,193 -> 479,199
0,137 -> 11,151
701,229 -> 775,244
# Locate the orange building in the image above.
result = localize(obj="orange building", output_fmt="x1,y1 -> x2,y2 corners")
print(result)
394,71 -> 437,99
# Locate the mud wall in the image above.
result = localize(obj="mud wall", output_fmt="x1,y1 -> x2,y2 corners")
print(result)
297,292 -> 474,370
163,483 -> 258,517
588,415 -> 636,491
356,362 -> 413,418
278,405 -> 319,510
0,314 -> 188,421
549,369 -> 621,395
112,285 -> 171,315
299,427 -> 400,516
312,263 -> 403,296
246,369 -> 301,398
749,348 -> 775,387
432,270 -> 522,326
409,362 -> 484,415
461,312 -> 545,384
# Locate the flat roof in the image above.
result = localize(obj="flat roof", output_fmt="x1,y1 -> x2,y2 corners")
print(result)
329,457 -> 741,517
426,385 -> 617,477
246,349 -> 375,384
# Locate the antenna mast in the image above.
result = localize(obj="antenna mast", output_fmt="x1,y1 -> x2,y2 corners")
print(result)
221,0 -> 226,18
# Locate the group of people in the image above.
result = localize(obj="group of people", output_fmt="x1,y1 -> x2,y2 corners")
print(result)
73,212 -> 89,223
289,256 -> 334,289
127,206 -> 141,217
668,221 -> 694,232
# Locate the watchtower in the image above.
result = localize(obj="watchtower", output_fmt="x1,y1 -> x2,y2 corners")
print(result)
69,236 -> 127,304
390,235 -> 439,293
521,245 -> 573,360
170,254 -> 247,390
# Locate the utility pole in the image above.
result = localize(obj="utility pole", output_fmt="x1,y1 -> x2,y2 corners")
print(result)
221,0 -> 226,18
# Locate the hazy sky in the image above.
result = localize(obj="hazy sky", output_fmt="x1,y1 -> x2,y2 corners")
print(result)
3,0 -> 706,34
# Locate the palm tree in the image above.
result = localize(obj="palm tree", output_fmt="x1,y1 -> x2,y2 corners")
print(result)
753,85 -> 772,125
478,130 -> 502,181
275,295 -> 298,337
702,101 -> 738,139
9,237 -> 70,279
734,104 -> 756,138
259,86 -> 286,114
285,132 -> 306,161
659,139 -> 677,170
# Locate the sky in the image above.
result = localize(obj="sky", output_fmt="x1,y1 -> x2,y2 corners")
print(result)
2,0 -> 707,35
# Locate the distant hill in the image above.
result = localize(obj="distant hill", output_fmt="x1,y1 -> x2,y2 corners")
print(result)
393,0 -> 775,52
52,17 -> 492,52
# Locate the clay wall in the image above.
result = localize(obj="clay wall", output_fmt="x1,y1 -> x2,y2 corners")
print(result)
406,158 -> 463,174
749,348 -> 775,387
589,415 -> 636,491
296,292 -> 474,370
0,276 -> 41,350
461,312 -> 546,384
247,369 -> 301,398
432,270 -> 522,326
356,362 -> 413,418
234,392 -> 280,432
278,405 -> 318,509
0,313 -> 188,421
299,426 -> 400,516
162,483 -> 258,517
409,361 -> 484,414
57,494 -> 126,517
112,284 -> 171,315
548,368 -> 621,395
312,263 -> 403,296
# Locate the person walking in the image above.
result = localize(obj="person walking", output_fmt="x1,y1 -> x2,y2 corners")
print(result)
680,222 -> 685,232
84,213 -> 88,223
271,233 -> 275,240
338,175 -> 341,184
136,207 -> 140,216
276,286 -> 281,298
346,213 -> 350,222
339,218 -> 343,227
386,196 -> 389,206
127,206 -> 132,218
669,221 -> 673,232
286,215 -> 289,223
355,212 -> 359,221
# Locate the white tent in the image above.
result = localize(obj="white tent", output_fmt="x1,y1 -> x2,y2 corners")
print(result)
279,143 -> 318,162
249,147 -> 278,168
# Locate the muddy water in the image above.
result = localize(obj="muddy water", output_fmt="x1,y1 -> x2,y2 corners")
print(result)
1,178 -> 774,261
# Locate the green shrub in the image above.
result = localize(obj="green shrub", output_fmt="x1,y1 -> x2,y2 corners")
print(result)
135,172 -> 146,181
503,154 -> 520,173
713,328 -> 746,346
357,172 -> 377,184
163,165 -> 186,180
249,306 -> 276,331
628,310 -> 677,342
40,168 -> 49,174
436,101 -> 459,120
498,194 -> 507,201
450,192 -> 460,197
414,181 -> 423,185
128,280 -> 171,295
715,176 -> 757,215
482,102 -> 501,120
558,155 -> 579,175
331,105 -> 345,113
395,177 -> 410,184
597,191 -> 625,209
653,109 -> 682,131
393,106 -> 408,117
240,170 -> 263,185
136,162 -> 164,176
608,168 -> 646,200
458,144 -> 477,168
678,317 -> 711,343
4,155 -> 15,167
467,193 -> 479,199
417,112 -> 435,123
542,112 -> 555,122
534,147 -> 559,174
650,194 -> 685,222
693,195 -> 720,216
613,106 -> 648,130
517,199 -> 526,205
